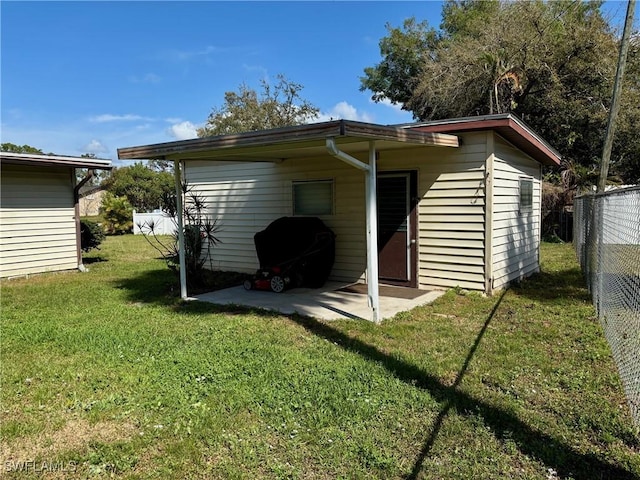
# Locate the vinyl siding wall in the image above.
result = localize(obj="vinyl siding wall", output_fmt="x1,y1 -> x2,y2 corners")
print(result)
377,132 -> 487,291
186,131 -> 488,290
0,165 -> 78,278
185,157 -> 366,283
491,135 -> 542,290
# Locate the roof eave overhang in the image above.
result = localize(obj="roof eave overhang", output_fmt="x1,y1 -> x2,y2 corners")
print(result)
117,119 -> 459,161
0,152 -> 113,169
406,114 -> 561,167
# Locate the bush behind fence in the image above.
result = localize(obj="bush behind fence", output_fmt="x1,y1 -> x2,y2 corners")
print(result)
574,187 -> 640,427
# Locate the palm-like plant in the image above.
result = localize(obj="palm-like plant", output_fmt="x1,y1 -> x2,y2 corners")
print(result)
138,183 -> 221,288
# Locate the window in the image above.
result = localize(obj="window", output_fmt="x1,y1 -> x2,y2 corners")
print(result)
293,180 -> 333,216
519,178 -> 533,213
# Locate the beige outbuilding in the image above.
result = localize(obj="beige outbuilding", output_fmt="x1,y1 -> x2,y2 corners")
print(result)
119,114 -> 560,321
0,152 -> 112,278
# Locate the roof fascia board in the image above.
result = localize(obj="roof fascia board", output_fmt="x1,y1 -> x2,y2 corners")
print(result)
118,122 -> 344,160
117,120 -> 458,161
406,114 -> 560,166
0,152 -> 112,169
503,116 -> 561,166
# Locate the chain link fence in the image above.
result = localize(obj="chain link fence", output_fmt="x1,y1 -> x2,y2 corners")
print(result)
574,187 -> 640,427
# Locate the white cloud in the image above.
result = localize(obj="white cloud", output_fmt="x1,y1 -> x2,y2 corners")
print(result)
376,96 -> 405,113
83,139 -> 109,154
90,113 -> 153,123
167,121 -> 198,140
313,101 -> 374,123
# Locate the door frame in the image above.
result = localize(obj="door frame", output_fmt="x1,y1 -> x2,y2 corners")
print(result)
377,170 -> 418,288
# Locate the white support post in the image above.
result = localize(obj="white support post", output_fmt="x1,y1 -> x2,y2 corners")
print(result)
366,141 -> 380,323
326,137 -> 380,322
173,159 -> 188,299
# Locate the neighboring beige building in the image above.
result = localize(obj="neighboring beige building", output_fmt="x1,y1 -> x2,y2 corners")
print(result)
79,185 -> 106,217
0,152 -> 112,278
118,114 -> 560,296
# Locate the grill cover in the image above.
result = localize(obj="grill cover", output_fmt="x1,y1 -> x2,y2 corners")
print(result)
253,216 -> 335,288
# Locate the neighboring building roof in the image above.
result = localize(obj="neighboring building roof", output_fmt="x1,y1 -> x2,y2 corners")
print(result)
118,120 -> 460,162
78,184 -> 105,197
401,113 -> 561,166
0,152 -> 112,169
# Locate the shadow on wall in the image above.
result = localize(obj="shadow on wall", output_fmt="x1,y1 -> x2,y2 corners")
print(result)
492,218 -> 540,292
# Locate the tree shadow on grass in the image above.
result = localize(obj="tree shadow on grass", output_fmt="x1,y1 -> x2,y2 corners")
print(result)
510,266 -> 592,304
114,269 -> 248,307
82,256 -> 108,265
280,298 -> 635,480
114,268 -> 181,305
116,269 -> 635,479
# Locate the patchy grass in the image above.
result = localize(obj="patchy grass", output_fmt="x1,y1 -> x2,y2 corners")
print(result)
1,235 -> 638,479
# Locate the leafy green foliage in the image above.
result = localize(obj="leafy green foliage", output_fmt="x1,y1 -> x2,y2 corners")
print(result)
147,159 -> 173,173
361,0 -> 640,185
0,143 -> 44,154
101,192 -> 133,235
360,18 -> 439,108
101,162 -> 174,213
80,219 -> 106,252
197,74 -> 320,136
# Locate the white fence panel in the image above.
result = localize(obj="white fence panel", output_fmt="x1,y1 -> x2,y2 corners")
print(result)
133,210 -> 177,235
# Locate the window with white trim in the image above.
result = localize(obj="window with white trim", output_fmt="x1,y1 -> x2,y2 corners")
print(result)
519,178 -> 533,214
293,180 -> 334,216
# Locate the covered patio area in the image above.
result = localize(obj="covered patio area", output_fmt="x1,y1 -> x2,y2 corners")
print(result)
119,120 -> 459,323
195,282 -> 444,321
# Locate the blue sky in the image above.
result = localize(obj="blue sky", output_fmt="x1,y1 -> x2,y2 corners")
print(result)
1,1 -> 636,161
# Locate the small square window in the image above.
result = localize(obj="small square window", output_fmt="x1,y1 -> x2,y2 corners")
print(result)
519,178 -> 533,213
293,180 -> 334,216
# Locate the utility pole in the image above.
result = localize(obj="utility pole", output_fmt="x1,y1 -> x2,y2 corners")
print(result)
598,0 -> 636,193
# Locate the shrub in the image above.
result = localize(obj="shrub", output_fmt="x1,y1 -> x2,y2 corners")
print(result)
80,219 -> 106,252
101,192 -> 133,235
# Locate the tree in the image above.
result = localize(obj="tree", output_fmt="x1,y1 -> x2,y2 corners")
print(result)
101,163 -> 174,213
148,159 -> 174,173
100,192 -> 134,235
361,0 -> 640,185
197,74 -> 319,136
360,18 -> 440,108
1,143 -> 44,154
76,153 -> 109,187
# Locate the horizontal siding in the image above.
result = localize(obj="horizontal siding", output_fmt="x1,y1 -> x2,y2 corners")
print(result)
380,133 -> 487,291
1,165 -> 78,278
185,134 -> 488,290
186,156 -> 367,282
491,135 -> 542,290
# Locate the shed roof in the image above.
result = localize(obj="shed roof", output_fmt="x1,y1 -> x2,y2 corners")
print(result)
117,120 -> 459,162
0,152 -> 112,169
403,113 -> 561,166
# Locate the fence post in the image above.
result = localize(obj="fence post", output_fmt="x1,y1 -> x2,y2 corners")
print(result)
596,195 -> 605,318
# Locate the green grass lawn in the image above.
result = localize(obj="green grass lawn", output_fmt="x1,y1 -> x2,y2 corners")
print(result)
1,236 -> 638,479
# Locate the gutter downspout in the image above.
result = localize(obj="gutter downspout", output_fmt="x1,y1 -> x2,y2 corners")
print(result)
74,169 -> 95,272
173,159 -> 188,299
326,138 -> 380,323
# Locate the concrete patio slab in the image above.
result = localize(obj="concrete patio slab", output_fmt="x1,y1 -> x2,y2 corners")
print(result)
195,282 -> 445,321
